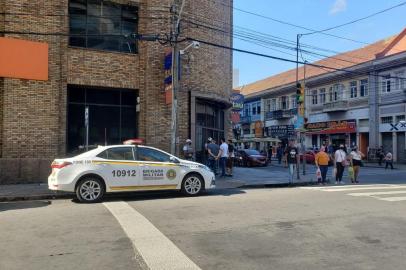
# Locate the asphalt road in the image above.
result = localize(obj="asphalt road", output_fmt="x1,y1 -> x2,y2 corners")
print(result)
1,180 -> 406,270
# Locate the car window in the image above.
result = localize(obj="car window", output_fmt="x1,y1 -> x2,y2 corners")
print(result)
245,150 -> 260,155
137,147 -> 171,162
97,147 -> 135,161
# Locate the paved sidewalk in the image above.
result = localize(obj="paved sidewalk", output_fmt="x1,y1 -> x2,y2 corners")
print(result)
0,184 -> 72,202
1,163 -> 404,201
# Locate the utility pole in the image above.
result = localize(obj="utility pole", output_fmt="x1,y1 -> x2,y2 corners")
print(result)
296,34 -> 301,180
302,62 -> 307,176
170,0 -> 185,156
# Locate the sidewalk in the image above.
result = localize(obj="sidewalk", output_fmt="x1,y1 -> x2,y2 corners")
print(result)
2,163 -> 404,201
0,183 -> 73,202
0,167 -> 315,201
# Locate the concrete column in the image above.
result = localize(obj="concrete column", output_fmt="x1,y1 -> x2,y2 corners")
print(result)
368,71 -> 379,148
393,132 -> 397,162
378,132 -> 382,147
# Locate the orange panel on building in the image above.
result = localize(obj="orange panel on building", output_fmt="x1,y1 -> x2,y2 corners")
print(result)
0,37 -> 48,81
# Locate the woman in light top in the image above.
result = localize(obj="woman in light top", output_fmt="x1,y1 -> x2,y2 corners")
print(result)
350,146 -> 365,183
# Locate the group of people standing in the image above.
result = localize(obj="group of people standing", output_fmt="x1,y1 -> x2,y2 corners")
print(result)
315,144 -> 365,185
282,140 -> 367,185
182,138 -> 235,178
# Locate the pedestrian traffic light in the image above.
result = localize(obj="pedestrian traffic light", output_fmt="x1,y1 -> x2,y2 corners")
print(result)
296,83 -> 304,104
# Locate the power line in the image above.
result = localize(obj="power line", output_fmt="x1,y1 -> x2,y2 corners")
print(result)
181,11 -> 376,63
182,17 -> 366,68
302,1 -> 406,35
184,36 -> 406,81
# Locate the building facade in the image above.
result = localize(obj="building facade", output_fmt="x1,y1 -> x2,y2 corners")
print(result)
237,28 -> 406,163
0,0 -> 233,183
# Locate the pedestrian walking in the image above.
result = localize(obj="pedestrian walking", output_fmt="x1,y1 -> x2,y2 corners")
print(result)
267,146 -> 273,165
350,146 -> 365,183
384,151 -> 394,170
284,140 -> 299,184
377,146 -> 384,166
315,147 -> 330,185
277,143 -> 283,164
226,139 -> 235,177
219,138 -> 229,177
334,144 -> 347,184
182,139 -> 194,161
207,139 -> 220,175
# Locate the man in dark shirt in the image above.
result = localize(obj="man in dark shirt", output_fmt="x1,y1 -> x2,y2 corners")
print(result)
284,140 -> 299,184
207,139 -> 220,174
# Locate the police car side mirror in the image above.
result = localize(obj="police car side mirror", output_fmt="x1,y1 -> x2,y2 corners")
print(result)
170,156 -> 180,164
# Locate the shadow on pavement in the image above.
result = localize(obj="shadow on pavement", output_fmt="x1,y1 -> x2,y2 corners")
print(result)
0,200 -> 52,212
80,188 -> 247,204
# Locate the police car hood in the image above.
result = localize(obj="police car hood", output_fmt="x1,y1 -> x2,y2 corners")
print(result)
179,159 -> 205,167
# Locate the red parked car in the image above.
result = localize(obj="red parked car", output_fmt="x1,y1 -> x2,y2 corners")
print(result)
236,149 -> 268,167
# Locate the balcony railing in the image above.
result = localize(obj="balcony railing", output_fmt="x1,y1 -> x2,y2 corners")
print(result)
322,100 -> 349,112
265,108 -> 297,120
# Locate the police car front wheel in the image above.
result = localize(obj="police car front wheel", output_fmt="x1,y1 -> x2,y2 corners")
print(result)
181,174 -> 204,196
76,177 -> 105,203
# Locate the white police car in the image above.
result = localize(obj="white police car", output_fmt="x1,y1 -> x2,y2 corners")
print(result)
48,145 -> 215,203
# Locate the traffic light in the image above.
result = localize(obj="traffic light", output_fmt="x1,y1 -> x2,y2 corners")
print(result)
296,83 -> 304,104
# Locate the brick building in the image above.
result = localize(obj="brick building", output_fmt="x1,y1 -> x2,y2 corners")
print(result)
0,0 -> 233,184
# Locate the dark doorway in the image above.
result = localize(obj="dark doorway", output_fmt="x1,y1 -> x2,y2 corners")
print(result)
67,85 -> 138,154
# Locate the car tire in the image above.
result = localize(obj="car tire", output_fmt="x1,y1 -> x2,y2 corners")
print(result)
75,177 -> 105,203
181,174 -> 204,196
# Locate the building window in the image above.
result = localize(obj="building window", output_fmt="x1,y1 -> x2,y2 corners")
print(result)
252,106 -> 256,115
360,79 -> 368,97
382,75 -> 391,93
381,116 -> 393,124
67,85 -> 138,153
395,70 -> 405,91
280,96 -> 288,110
350,81 -> 357,98
332,84 -> 344,101
69,0 -> 138,53
328,87 -> 333,102
290,94 -> 297,108
396,115 -> 405,123
271,99 -> 277,111
265,99 -> 271,112
319,88 -> 326,104
311,90 -> 318,105
257,103 -> 261,115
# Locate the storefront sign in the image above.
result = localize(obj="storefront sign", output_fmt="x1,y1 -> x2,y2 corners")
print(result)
379,122 -> 406,132
305,120 -> 356,134
270,125 -> 295,138
230,93 -> 244,111
254,121 -> 264,138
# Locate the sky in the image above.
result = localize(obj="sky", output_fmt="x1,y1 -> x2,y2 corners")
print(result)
233,0 -> 406,87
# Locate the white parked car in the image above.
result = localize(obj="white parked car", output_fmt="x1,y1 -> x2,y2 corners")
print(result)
48,145 -> 215,203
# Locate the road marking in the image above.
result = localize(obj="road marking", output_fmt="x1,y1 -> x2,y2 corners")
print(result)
376,196 -> 406,202
322,186 -> 406,192
348,190 -> 406,197
104,201 -> 201,270
301,184 -> 397,190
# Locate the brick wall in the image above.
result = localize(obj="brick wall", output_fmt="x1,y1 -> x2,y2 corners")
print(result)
0,0 -> 232,184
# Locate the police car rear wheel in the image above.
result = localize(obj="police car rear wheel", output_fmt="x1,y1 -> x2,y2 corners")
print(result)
182,174 -> 203,196
76,177 -> 105,203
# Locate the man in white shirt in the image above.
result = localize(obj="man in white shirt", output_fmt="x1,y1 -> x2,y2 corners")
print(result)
218,138 -> 229,177
334,144 -> 347,184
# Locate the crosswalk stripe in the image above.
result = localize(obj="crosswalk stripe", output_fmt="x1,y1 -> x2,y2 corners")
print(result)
348,190 -> 406,197
104,201 -> 201,270
376,196 -> 406,202
322,186 -> 406,192
300,184 -> 397,190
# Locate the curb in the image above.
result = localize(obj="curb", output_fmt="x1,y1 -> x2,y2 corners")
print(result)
0,193 -> 73,202
239,181 -> 316,189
